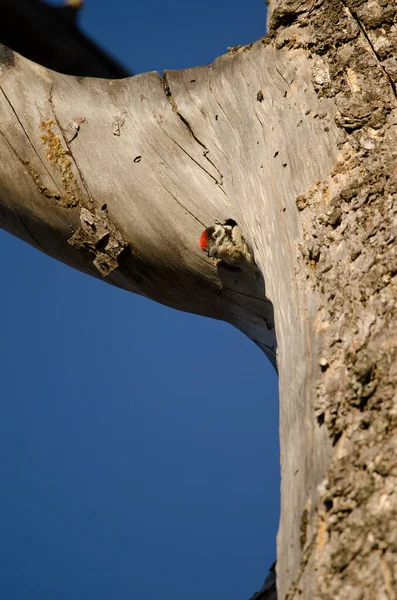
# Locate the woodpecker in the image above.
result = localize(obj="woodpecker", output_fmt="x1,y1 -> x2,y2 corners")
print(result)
199,219 -> 257,275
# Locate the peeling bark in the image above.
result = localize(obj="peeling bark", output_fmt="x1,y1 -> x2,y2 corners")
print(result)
1,1 -> 397,598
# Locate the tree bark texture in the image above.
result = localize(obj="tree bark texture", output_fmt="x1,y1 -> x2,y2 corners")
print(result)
268,1 -> 397,598
1,1 -> 397,598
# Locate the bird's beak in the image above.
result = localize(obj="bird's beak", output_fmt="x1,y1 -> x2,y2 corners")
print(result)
208,245 -> 217,258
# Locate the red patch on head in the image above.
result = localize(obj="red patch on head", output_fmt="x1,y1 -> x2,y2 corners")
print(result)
199,230 -> 209,250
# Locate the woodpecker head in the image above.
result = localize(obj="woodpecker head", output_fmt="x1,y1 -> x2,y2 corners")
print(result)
199,219 -> 257,275
199,222 -> 234,258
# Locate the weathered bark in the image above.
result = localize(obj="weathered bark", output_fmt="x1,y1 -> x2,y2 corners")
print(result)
267,2 -> 397,599
1,1 -> 396,598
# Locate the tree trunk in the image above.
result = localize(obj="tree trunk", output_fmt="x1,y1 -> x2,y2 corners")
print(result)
1,1 -> 396,598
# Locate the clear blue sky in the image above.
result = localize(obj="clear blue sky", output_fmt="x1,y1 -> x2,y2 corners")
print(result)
0,2 -> 279,600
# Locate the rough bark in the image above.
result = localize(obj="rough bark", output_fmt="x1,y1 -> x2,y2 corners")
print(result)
1,1 -> 396,599
267,1 -> 397,599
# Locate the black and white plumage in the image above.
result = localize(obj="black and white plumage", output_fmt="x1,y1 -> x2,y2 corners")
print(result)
199,219 -> 257,275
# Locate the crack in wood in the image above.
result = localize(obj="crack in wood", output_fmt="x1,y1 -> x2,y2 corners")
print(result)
222,285 -> 273,305
342,1 -> 397,100
48,82 -> 95,204
0,128 -> 64,207
162,72 -> 225,189
39,118 -> 80,207
0,131 -> 47,250
172,136 -> 225,190
0,86 -> 62,194
12,210 -> 47,252
158,181 -> 206,227
275,65 -> 290,87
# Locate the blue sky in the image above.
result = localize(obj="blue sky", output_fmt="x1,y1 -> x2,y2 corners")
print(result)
0,2 -> 279,600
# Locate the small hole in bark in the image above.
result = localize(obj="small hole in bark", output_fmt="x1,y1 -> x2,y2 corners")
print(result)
134,156 -> 142,163
324,499 -> 333,512
359,396 -> 369,411
320,360 -> 329,372
330,215 -> 342,228
359,364 -> 376,386
333,432 -> 342,446
101,204 -> 107,211
95,233 -> 110,250
317,413 -> 325,426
